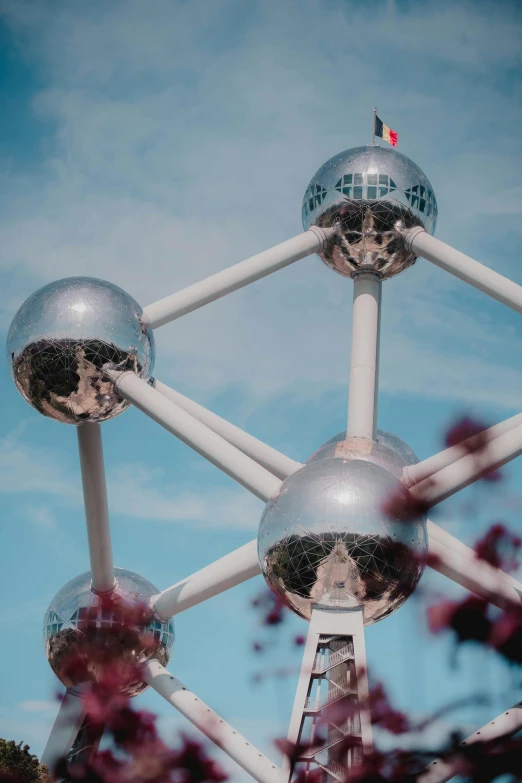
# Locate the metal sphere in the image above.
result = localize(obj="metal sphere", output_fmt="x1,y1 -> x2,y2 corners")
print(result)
302,145 -> 437,279
43,568 -> 174,697
258,458 -> 427,624
6,277 -> 155,424
307,429 -> 418,477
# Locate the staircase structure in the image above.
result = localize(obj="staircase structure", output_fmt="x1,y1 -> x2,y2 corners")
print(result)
283,608 -> 372,782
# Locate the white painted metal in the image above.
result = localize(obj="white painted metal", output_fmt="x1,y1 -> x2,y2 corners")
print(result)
418,701 -> 522,783
150,519 -> 522,623
143,227 -> 334,329
347,272 -> 381,440
372,281 -> 382,436
144,659 -> 283,783
410,424 -> 522,507
427,524 -> 521,610
152,539 -> 261,620
403,412 -> 522,488
77,423 -> 115,594
41,687 -> 85,769
154,380 -> 302,480
284,608 -> 372,782
109,371 -> 282,502
405,227 -> 522,314
428,519 -> 522,596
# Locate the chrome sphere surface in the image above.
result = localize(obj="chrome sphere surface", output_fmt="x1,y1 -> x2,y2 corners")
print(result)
43,568 -> 174,697
258,459 -> 427,624
302,145 -> 437,278
308,429 -> 418,477
7,277 -> 155,424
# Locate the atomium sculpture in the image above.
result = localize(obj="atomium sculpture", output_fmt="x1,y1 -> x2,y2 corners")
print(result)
7,142 -> 522,783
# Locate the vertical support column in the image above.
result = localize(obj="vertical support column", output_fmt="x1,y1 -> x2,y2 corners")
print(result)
372,281 -> 382,437
77,423 -> 115,594
283,608 -> 372,782
346,272 -> 382,441
41,688 -> 85,770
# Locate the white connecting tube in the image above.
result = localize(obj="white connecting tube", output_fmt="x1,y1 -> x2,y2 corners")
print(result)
418,701 -> 522,783
346,272 -> 382,440
154,380 -> 302,481
144,660 -> 283,783
108,371 -> 282,502
152,539 -> 261,621
143,227 -> 335,329
77,423 -> 115,594
410,424 -> 522,507
403,411 -> 522,487
41,687 -> 86,769
404,226 -> 522,314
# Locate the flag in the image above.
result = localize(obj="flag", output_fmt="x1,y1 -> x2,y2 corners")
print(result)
375,115 -> 398,147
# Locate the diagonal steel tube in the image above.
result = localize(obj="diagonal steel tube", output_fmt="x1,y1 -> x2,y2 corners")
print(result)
403,412 -> 522,488
427,521 -> 522,610
143,227 -> 334,329
153,380 -> 302,480
151,539 -> 261,621
41,687 -> 86,770
418,701 -> 522,783
77,423 -> 115,594
404,226 -> 522,314
409,424 -> 522,507
150,522 -> 522,622
428,521 -> 522,597
144,660 -> 283,783
108,370 -> 282,502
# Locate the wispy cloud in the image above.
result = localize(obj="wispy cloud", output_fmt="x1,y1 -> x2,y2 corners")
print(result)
0,425 -> 263,530
1,0 -> 521,411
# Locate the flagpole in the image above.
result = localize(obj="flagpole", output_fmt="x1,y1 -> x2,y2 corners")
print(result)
372,106 -> 377,145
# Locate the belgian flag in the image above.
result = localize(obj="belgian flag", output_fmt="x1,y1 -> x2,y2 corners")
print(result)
375,115 -> 398,147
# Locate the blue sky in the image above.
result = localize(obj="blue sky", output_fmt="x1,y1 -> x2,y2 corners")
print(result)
1,0 -> 522,776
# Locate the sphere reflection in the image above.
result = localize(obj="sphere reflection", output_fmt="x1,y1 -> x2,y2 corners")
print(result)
258,459 -> 427,624
7,277 -> 155,424
303,145 -> 437,278
307,429 -> 418,477
43,568 -> 174,697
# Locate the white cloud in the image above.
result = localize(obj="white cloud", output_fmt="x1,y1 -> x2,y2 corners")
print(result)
0,424 -> 263,530
0,0 -> 521,412
108,462 -> 264,529
19,700 -> 57,713
24,504 -> 57,530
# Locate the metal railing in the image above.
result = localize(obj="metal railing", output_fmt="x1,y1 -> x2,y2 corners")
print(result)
305,678 -> 356,711
313,643 -> 354,674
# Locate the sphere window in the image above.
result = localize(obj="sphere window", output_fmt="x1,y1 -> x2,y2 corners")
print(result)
354,173 -> 363,185
353,186 -> 363,199
379,187 -> 388,197
367,186 -> 377,199
367,173 -> 378,186
378,174 -> 388,185
335,175 -> 353,197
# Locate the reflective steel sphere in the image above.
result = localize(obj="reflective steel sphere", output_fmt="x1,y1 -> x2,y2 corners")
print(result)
308,429 -> 418,477
258,459 -> 427,624
7,277 -> 155,424
43,568 -> 174,697
302,145 -> 437,278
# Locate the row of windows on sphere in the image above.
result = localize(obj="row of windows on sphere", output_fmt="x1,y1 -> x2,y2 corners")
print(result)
45,608 -> 174,644
303,174 -> 436,217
